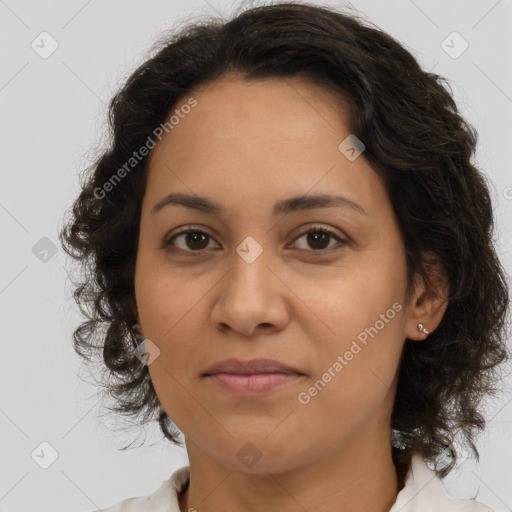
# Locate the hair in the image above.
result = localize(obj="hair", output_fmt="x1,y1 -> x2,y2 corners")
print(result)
59,0 -> 510,478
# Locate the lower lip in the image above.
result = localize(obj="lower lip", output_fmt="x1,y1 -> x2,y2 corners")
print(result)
204,373 -> 303,396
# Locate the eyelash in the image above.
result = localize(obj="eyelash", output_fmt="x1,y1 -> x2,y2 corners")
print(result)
162,224 -> 347,256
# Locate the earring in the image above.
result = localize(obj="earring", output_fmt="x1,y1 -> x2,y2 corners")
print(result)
417,323 -> 430,336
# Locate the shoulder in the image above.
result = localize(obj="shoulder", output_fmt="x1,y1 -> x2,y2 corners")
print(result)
88,465 -> 190,512
390,454 -> 495,512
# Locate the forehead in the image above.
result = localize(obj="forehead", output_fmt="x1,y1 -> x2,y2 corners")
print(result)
143,75 -> 386,221
155,73 -> 352,148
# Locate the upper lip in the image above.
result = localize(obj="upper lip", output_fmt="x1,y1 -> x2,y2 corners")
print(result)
202,358 -> 304,376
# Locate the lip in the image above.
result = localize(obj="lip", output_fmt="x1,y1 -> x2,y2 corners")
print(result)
205,372 -> 304,396
202,357 -> 304,376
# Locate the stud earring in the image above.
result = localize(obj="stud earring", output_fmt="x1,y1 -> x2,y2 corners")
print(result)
417,323 -> 430,335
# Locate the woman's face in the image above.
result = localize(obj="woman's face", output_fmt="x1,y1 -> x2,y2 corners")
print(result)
134,75 -> 428,474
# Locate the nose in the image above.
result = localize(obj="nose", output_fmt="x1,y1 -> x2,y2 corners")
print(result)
211,248 -> 290,338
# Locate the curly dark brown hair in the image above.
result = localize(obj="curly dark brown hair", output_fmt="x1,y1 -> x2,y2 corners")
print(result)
58,1 -> 510,478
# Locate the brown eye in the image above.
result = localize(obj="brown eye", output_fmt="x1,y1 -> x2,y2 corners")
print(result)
306,231 -> 331,250
291,226 -> 346,254
164,229 -> 218,253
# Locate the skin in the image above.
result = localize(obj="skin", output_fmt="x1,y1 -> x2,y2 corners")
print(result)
134,74 -> 449,512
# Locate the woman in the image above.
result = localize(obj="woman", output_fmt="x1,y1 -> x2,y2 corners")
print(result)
59,2 -> 510,511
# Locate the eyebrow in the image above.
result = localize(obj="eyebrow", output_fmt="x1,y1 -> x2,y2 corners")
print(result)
150,192 -> 367,217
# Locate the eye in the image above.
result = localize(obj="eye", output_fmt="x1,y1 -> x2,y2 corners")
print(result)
289,225 -> 347,254
163,227 -> 220,254
163,224 -> 347,255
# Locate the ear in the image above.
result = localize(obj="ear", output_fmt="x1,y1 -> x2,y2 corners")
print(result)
132,322 -> 143,337
404,252 -> 450,341
129,297 -> 142,336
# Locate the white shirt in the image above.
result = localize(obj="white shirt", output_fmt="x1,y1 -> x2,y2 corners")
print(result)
93,454 -> 494,512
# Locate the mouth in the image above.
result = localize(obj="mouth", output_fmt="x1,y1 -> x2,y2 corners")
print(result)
203,372 -> 305,396
201,358 -> 306,397
202,357 -> 305,376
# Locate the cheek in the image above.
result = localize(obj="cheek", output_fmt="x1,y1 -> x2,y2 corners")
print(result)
134,262 -> 207,412
294,257 -> 406,406
135,255 -> 206,341
135,262 -> 218,387
295,289 -> 405,443
137,271 -> 210,431
292,254 -> 406,345
294,346 -> 401,449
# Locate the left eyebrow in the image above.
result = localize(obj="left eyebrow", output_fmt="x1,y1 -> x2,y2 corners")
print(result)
150,192 -> 368,217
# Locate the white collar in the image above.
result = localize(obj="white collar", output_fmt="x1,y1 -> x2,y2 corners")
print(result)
389,454 -> 493,511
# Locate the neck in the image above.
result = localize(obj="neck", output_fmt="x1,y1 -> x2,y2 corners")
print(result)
178,430 -> 400,512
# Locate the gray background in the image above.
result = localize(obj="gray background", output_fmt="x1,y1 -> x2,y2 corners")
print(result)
0,0 -> 511,511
